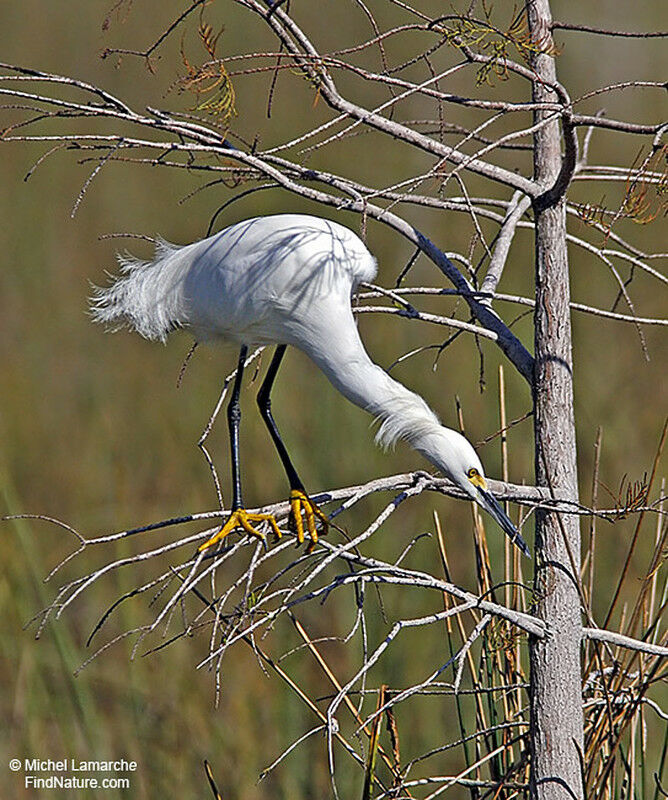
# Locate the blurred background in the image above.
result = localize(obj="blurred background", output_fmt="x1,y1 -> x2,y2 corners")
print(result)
1,1 -> 665,797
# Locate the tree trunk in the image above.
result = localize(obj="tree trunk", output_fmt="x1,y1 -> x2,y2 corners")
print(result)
526,1 -> 584,798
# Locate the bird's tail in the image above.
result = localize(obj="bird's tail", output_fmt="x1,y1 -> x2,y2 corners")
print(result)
90,238 -> 192,342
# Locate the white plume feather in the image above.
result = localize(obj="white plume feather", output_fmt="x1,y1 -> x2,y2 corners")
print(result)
91,239 -> 190,342
371,392 -> 442,451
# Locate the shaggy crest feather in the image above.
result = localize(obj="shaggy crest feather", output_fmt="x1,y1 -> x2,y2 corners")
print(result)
372,393 -> 441,451
91,238 -> 189,342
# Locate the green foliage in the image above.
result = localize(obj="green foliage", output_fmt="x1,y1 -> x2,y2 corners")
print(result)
432,6 -> 561,86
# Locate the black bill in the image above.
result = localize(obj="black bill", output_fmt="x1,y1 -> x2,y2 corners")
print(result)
478,487 -> 531,558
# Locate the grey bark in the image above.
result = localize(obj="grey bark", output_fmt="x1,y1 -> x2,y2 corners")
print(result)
526,1 -> 585,798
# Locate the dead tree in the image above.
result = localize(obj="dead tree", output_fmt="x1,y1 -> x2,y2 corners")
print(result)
527,3 -> 584,797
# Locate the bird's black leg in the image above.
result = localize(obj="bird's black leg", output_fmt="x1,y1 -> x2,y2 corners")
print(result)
198,344 -> 283,552
228,345 -> 248,511
257,345 -> 328,546
257,345 -> 305,493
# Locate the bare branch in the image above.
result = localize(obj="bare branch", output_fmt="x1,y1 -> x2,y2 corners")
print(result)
583,628 -> 668,657
552,21 -> 668,38
479,191 -> 532,300
235,0 -> 542,197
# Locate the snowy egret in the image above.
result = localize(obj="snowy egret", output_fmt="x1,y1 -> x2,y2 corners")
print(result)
92,214 -> 530,557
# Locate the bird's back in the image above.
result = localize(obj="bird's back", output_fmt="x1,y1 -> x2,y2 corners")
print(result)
92,214 -> 377,346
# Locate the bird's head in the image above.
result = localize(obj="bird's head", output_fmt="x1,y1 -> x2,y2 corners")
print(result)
419,427 -> 531,557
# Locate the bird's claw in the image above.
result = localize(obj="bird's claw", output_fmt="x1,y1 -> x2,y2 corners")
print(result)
289,489 -> 329,551
198,508 -> 282,552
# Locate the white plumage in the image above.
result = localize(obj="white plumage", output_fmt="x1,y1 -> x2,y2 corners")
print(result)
93,213 -> 529,556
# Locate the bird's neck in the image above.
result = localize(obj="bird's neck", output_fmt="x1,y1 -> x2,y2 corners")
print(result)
296,308 -> 443,454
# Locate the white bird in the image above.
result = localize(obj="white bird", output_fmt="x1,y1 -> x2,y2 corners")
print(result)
92,213 -> 530,557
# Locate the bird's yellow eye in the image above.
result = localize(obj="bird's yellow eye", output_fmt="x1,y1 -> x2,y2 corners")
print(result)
467,467 -> 486,488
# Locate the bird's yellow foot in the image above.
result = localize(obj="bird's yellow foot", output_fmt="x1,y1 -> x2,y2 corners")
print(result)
198,508 -> 282,552
289,489 -> 329,550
